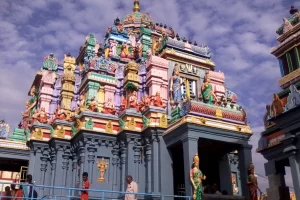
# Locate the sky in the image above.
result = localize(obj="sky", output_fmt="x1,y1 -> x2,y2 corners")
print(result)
0,0 -> 299,194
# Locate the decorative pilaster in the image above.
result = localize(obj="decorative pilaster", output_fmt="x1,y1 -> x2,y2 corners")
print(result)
112,146 -> 120,191
265,160 -> 290,200
61,55 -> 76,111
50,148 -> 57,194
71,151 -> 78,190
182,137 -> 198,197
120,145 -> 127,191
133,144 -> 142,184
62,153 -> 70,187
79,146 -> 86,186
289,153 -> 300,199
87,146 -> 97,183
104,85 -> 116,103
151,133 -> 160,194
40,152 -> 49,197
145,143 -> 152,193
237,144 -> 252,198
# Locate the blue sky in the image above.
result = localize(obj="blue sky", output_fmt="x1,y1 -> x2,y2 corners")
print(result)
0,0 -> 299,193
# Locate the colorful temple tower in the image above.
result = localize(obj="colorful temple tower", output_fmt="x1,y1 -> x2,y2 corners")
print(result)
0,1 -> 253,199
257,6 -> 300,200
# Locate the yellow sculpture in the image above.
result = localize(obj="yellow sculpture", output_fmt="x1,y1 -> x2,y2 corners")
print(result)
97,158 -> 109,182
105,120 -> 113,134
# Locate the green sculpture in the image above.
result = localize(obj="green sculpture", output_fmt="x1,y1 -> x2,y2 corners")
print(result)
201,74 -> 217,105
142,115 -> 149,128
190,154 -> 206,200
71,125 -> 77,137
85,117 -> 94,130
119,118 -> 125,130
42,53 -> 58,71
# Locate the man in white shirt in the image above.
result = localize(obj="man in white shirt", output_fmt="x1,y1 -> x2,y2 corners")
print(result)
125,175 -> 138,200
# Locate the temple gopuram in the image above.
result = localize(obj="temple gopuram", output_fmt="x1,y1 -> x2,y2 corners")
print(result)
257,6 -> 300,200
0,1 -> 253,199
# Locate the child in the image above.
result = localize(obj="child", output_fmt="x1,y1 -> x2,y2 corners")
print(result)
81,172 -> 90,200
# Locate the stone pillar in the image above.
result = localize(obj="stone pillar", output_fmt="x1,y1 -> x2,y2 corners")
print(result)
182,137 -> 198,197
87,147 -> 97,183
79,147 -> 85,186
40,155 -> 48,197
265,160 -> 290,200
62,154 -> 70,187
133,146 -> 142,184
237,144 -> 252,198
151,135 -> 160,193
50,149 -> 57,194
112,147 -> 119,191
289,154 -> 300,199
145,144 -> 152,193
71,151 -> 78,196
219,154 -> 233,195
120,147 -> 127,191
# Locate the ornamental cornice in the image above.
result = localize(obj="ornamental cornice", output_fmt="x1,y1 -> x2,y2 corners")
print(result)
271,31 -> 300,57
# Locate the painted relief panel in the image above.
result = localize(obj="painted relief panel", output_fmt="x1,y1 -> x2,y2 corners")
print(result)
96,157 -> 110,183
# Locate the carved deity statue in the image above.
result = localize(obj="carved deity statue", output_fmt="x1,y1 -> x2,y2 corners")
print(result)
77,95 -> 86,113
104,40 -> 111,58
139,94 -> 151,112
27,86 -> 38,119
247,163 -> 262,200
21,101 -> 30,129
263,105 -> 273,128
55,106 -> 67,120
36,108 -> 48,123
152,92 -> 166,108
270,94 -> 284,117
97,158 -> 109,182
201,74 -> 217,105
120,43 -> 130,59
190,154 -> 206,200
170,64 -> 184,108
128,91 -> 138,109
88,96 -> 99,112
102,98 -> 116,115
180,94 -> 191,117
120,96 -> 127,111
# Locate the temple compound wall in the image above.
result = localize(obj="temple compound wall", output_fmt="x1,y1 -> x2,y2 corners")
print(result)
0,1 -> 253,199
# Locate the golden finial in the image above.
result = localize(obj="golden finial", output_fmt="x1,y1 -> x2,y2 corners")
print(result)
133,0 -> 140,12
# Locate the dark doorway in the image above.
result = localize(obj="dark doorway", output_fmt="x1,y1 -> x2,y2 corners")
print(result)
171,143 -> 185,197
0,158 -> 29,183
198,138 -> 237,193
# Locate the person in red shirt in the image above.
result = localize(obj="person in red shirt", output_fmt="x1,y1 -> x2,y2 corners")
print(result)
80,172 -> 90,200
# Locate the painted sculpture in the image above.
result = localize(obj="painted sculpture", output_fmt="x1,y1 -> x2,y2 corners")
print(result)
97,158 -> 109,182
190,154 -> 206,200
88,96 -> 99,112
170,64 -> 184,108
201,73 -> 217,105
247,163 -> 262,200
102,98 -> 116,115
270,94 -> 284,117
0,120 -> 10,139
28,86 -> 38,119
180,94 -> 191,117
128,91 -> 138,109
152,92 -> 166,108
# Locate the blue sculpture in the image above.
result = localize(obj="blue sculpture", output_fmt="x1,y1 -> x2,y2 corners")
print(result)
0,120 -> 10,139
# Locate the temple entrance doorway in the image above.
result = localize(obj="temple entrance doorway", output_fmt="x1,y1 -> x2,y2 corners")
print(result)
170,143 -> 185,197
198,138 -> 238,194
0,158 -> 28,191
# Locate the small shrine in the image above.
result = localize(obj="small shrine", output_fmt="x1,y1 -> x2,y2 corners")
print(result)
0,1 -> 253,199
257,5 -> 300,200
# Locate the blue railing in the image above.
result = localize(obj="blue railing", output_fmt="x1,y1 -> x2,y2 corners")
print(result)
0,182 -> 191,200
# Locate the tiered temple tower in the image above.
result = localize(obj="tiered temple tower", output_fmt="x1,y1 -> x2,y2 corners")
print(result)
257,6 -> 300,200
0,1 -> 253,199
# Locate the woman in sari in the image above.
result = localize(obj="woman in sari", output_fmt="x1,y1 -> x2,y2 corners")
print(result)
247,163 -> 262,200
190,154 -> 206,200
